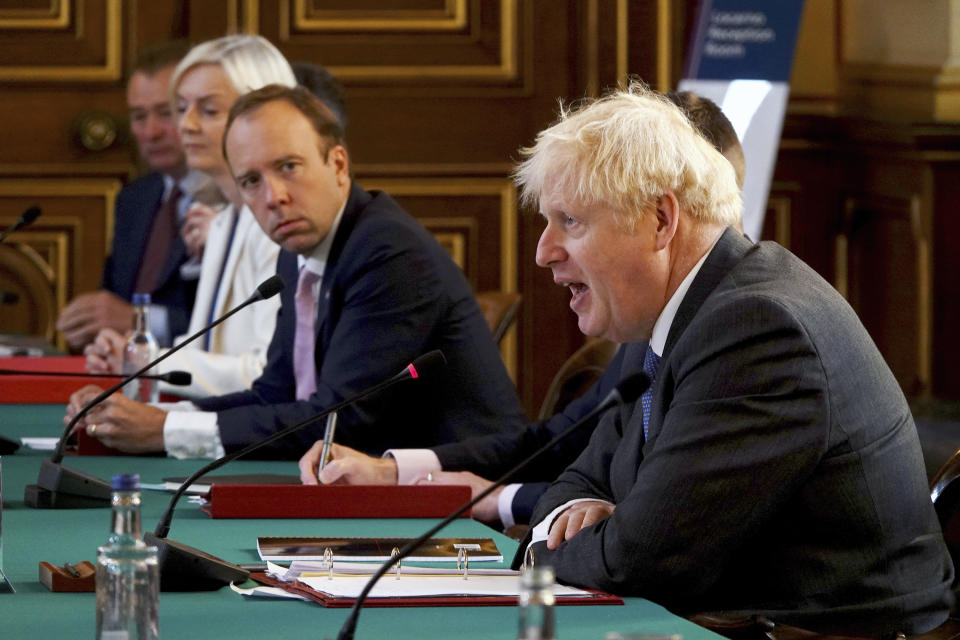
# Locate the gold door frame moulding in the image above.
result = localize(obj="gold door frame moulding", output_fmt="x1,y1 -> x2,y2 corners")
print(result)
765,195 -> 792,249
416,216 -> 475,271
586,0 -> 630,96
0,178 -> 122,254
0,225 -> 75,348
277,0 -> 518,81
294,0 -> 467,31
356,176 -> 519,378
656,0 -> 671,92
0,0 -> 70,29
226,0 -> 260,35
0,0 -> 121,81
834,194 -> 930,393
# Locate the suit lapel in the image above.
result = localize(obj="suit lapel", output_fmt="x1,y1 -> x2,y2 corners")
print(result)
313,184 -> 370,355
662,227 -> 754,361
209,207 -> 252,319
643,227 -> 753,446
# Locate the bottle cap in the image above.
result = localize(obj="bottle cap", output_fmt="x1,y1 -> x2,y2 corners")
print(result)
131,293 -> 151,306
111,474 -> 141,491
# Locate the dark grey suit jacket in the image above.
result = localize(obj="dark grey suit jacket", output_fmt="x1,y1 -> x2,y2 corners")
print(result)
525,228 -> 954,636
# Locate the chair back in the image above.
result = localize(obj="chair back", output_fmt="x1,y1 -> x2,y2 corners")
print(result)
475,291 -> 522,345
537,338 -> 618,420
931,450 -> 960,581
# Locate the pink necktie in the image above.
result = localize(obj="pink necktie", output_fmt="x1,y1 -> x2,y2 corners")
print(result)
293,267 -> 321,400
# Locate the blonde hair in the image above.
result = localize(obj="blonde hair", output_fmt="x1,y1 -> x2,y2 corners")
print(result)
513,83 -> 742,230
170,34 -> 296,100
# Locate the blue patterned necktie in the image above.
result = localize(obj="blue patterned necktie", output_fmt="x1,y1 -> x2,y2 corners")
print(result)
640,345 -> 661,440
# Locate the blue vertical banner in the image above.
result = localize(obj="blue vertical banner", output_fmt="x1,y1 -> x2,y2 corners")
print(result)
679,0 -> 805,241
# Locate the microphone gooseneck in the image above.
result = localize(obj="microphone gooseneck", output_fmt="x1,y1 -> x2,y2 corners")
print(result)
145,350 -> 446,592
0,369 -> 192,385
0,206 -> 41,243
24,275 -> 284,509
334,372 -> 650,640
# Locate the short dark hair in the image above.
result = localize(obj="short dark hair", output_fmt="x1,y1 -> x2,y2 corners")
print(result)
131,40 -> 191,77
222,84 -> 346,163
291,61 -> 348,130
666,91 -> 745,189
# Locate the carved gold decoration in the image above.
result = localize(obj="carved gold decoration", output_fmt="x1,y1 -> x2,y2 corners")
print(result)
294,0 -> 467,31
0,178 -> 121,249
0,0 -> 69,29
617,0 -> 628,85
356,177 -> 519,378
0,0 -> 121,81
657,0 -> 671,91
279,0 -> 519,82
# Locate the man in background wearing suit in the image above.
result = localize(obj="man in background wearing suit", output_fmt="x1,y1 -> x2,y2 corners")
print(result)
57,41 -> 207,349
299,91 -> 747,531
514,85 -> 953,635
66,84 -> 525,460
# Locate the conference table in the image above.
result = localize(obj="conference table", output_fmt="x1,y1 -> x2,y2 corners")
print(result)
0,402 -> 722,639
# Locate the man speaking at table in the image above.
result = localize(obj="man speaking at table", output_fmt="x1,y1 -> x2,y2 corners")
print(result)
512,85 -> 953,635
66,85 -> 524,459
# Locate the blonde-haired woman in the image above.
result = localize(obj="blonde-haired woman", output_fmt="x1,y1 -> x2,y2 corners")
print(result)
84,35 -> 295,404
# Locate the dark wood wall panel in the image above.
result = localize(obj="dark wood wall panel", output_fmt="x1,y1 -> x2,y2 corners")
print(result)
0,0 -> 740,416
774,116 -> 960,402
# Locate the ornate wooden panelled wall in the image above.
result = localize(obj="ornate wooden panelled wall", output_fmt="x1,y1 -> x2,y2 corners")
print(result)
0,0 -> 693,416
766,117 -> 960,403
6,1 -> 958,411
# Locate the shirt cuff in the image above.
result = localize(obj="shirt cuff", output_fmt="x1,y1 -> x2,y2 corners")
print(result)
148,303 -> 171,347
385,449 -> 441,485
163,408 -> 225,459
529,498 -> 613,546
497,483 -> 523,529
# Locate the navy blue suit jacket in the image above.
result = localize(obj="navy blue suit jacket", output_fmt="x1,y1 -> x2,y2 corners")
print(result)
522,228 -> 953,635
431,345 -> 628,525
195,184 -> 526,458
101,172 -> 195,342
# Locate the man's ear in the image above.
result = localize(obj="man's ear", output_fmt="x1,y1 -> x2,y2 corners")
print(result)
653,191 -> 680,251
329,145 -> 350,185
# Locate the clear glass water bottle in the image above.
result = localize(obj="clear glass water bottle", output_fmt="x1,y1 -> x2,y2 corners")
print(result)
96,474 -> 159,640
517,566 -> 556,640
123,293 -> 159,403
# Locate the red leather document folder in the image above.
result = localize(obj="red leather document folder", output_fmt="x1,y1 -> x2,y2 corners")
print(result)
248,571 -> 624,608
0,356 -> 88,403
200,484 -> 473,519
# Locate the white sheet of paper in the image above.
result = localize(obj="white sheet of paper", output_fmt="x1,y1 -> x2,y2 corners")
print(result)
20,437 -> 58,450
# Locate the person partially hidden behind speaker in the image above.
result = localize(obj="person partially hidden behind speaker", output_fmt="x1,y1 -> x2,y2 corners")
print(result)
297,91 -> 748,531
56,41 -> 210,350
64,83 -> 525,461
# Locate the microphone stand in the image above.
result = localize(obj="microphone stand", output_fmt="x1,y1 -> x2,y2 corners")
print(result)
143,350 -> 447,592
24,276 -> 284,509
333,372 -> 650,640
0,206 -> 41,244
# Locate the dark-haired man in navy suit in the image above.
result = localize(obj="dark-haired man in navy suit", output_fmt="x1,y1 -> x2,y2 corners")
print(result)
57,41 -> 207,349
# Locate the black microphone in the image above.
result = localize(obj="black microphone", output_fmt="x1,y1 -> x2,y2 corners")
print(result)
24,275 -> 284,509
0,369 -> 193,385
0,206 -> 41,243
143,350 -> 447,592
333,372 -> 650,640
